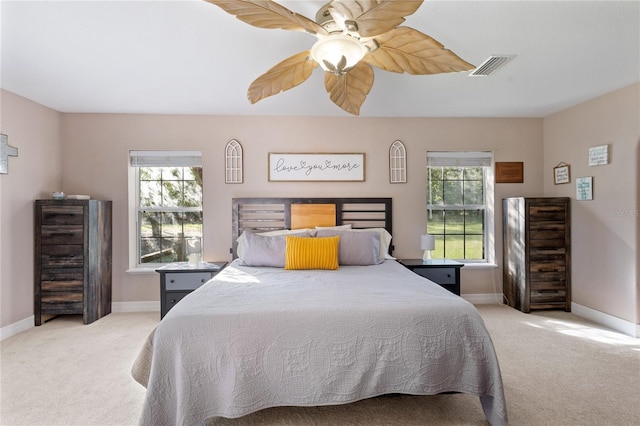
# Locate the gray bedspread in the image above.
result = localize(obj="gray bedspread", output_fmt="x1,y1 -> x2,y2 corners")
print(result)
132,259 -> 507,425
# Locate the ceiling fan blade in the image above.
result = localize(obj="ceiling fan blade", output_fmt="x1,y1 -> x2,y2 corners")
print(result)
248,50 -> 318,104
324,61 -> 374,116
363,27 -> 474,74
206,0 -> 327,35
330,0 -> 423,37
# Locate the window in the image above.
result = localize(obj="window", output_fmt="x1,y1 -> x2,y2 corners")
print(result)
129,151 -> 203,268
426,152 -> 493,262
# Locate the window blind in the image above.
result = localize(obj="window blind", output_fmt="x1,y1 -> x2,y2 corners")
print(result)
129,150 -> 202,167
427,151 -> 492,167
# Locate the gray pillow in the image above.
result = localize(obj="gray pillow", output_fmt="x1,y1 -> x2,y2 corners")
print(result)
241,232 -> 287,267
315,229 -> 382,265
241,230 -> 310,267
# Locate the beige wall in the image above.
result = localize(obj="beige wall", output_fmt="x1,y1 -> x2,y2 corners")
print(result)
543,82 -> 639,324
59,114 -> 543,307
0,90 -> 63,326
1,84 -> 637,332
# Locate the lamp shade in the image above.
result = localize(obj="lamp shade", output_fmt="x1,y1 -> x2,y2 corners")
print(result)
421,234 -> 435,251
310,34 -> 367,74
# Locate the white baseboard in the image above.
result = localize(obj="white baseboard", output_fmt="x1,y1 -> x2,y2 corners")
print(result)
463,293 -> 503,304
572,302 -> 639,338
5,300 -> 635,341
112,301 -> 160,313
0,303 -> 159,341
0,315 -> 34,341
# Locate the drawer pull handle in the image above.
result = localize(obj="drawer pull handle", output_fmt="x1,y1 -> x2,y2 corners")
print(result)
170,279 -> 175,283
170,299 -> 178,304
201,279 -> 206,283
51,254 -> 77,258
539,290 -> 559,294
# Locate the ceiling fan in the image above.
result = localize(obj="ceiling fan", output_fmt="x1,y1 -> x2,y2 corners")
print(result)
206,0 -> 474,115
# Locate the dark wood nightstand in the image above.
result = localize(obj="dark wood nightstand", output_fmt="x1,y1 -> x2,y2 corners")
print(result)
156,261 -> 227,318
398,259 -> 464,296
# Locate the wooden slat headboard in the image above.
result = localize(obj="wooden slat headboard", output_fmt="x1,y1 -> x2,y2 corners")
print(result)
231,197 -> 392,259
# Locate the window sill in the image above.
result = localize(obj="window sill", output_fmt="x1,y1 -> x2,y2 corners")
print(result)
459,262 -> 498,270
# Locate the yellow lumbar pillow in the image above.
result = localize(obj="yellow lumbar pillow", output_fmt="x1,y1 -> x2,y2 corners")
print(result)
284,235 -> 340,270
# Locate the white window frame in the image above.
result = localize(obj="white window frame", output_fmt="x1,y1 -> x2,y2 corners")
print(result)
128,150 -> 203,270
426,151 -> 495,264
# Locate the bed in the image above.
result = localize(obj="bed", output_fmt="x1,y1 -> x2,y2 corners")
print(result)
132,197 -> 507,425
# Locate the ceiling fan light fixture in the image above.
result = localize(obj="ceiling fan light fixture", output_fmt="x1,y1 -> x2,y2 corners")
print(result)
310,35 -> 367,75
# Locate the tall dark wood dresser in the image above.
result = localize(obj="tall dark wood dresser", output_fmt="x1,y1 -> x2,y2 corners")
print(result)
34,199 -> 112,325
503,197 -> 571,313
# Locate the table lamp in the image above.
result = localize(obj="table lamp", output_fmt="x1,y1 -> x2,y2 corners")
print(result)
421,234 -> 435,262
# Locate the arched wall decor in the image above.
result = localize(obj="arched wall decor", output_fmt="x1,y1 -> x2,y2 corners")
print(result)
225,139 -> 243,184
389,140 -> 407,183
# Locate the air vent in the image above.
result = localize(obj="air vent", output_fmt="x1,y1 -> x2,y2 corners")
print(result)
469,55 -> 516,77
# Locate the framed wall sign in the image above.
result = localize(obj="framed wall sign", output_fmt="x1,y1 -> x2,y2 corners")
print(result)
268,153 -> 365,182
553,162 -> 571,184
495,162 -> 524,183
589,144 -> 609,166
576,176 -> 593,200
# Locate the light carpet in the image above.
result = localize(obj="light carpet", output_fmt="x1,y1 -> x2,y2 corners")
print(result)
1,305 -> 638,425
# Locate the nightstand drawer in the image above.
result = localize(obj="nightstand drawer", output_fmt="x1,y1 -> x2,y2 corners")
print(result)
414,267 -> 457,285
164,291 -> 191,311
165,272 -> 213,290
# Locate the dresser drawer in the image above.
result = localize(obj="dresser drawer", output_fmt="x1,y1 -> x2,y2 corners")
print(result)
529,247 -> 566,259
40,292 -> 84,314
41,206 -> 84,225
41,281 -> 84,292
530,289 -> 566,304
41,225 -> 84,244
41,245 -> 84,268
529,259 -> 566,273
41,267 -> 84,292
165,272 -> 213,290
41,268 -> 84,281
529,271 -> 567,285
529,237 -> 566,249
414,267 -> 457,285
528,205 -> 566,221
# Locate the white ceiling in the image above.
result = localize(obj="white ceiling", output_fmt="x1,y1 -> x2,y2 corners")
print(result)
1,0 -> 638,118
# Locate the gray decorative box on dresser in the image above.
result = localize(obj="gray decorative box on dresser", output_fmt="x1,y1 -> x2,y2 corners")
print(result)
157,261 -> 227,318
503,197 -> 571,313
34,199 -> 112,325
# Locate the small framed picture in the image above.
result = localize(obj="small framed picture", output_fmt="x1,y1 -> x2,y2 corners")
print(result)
553,163 -> 570,185
576,176 -> 593,201
589,144 -> 609,166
